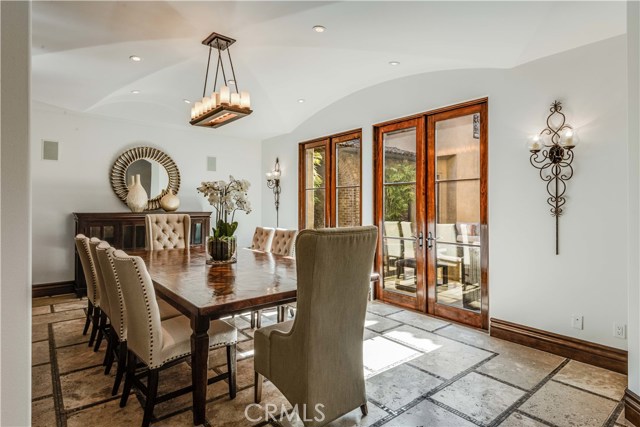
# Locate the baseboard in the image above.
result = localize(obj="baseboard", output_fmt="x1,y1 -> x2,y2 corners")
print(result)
490,318 -> 627,374
32,281 -> 76,298
625,389 -> 640,427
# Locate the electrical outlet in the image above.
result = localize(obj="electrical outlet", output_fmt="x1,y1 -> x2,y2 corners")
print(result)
614,323 -> 626,339
571,315 -> 583,330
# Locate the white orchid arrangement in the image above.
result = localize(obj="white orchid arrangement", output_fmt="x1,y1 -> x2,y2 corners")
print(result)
197,176 -> 251,239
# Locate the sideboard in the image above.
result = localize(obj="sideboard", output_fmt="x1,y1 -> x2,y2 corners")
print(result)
73,211 -> 212,296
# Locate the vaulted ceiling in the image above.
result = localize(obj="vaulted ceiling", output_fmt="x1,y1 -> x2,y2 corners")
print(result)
32,1 -> 626,139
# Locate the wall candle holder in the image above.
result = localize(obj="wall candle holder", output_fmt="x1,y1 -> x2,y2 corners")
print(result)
528,100 -> 578,255
265,158 -> 281,227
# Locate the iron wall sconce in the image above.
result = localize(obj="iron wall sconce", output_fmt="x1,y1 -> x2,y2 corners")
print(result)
528,100 -> 578,255
266,158 -> 281,227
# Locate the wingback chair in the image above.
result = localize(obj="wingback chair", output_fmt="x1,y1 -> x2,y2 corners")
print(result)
75,234 -> 102,347
254,226 -> 378,426
251,226 -> 275,251
145,214 -> 191,250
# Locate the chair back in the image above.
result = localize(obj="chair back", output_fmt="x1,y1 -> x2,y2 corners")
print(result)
383,221 -> 402,258
88,238 -> 110,318
284,226 -> 377,423
95,241 -> 126,341
74,234 -> 99,305
270,229 -> 297,256
112,250 -> 163,366
145,214 -> 191,250
251,226 -> 275,251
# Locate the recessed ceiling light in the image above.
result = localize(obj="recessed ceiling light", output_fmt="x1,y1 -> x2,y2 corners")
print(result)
131,90 -> 141,94
129,55 -> 142,62
312,25 -> 326,33
183,99 -> 191,104
297,99 -> 305,103
227,80 -> 236,85
389,61 -> 400,66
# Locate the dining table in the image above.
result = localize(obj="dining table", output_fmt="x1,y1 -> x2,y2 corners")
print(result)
130,246 -> 298,426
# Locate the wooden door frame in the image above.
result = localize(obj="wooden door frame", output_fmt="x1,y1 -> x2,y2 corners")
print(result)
373,117 -> 426,311
426,100 -> 489,330
373,97 -> 489,328
298,129 -> 362,229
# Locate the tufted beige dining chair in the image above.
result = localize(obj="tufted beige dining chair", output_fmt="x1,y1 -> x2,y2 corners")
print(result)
253,228 -> 298,326
251,226 -> 275,251
88,238 -> 112,353
113,250 -> 238,427
254,226 -> 378,427
94,241 -> 181,396
145,214 -> 191,250
75,234 -> 102,347
270,228 -> 297,256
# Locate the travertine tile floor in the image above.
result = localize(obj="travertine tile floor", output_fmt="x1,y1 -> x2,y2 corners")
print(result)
32,295 -> 629,427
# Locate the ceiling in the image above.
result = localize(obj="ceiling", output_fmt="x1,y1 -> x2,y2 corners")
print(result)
32,1 -> 626,140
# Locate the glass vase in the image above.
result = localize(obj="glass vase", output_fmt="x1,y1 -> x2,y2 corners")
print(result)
207,236 -> 237,264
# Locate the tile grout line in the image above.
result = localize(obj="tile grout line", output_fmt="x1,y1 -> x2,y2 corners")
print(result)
486,358 -> 571,427
47,322 -> 68,427
512,409 -> 559,427
371,351 -> 501,426
549,378 -> 622,403
472,370 -> 530,393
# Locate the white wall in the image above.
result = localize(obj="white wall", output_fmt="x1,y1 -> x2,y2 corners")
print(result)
31,103 -> 262,285
1,1 -> 32,425
262,35 -> 629,350
627,0 -> 640,394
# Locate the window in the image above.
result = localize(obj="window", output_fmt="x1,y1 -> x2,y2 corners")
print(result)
298,130 -> 362,229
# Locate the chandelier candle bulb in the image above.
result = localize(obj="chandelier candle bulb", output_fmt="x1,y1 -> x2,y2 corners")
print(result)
194,101 -> 203,116
190,106 -> 196,119
220,85 -> 230,105
211,92 -> 219,108
230,93 -> 240,107
266,172 -> 273,179
240,91 -> 251,109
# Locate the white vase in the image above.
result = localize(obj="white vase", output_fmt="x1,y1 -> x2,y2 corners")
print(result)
160,189 -> 180,212
126,174 -> 148,212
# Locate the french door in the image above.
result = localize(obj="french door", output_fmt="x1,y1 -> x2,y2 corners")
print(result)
374,99 -> 488,328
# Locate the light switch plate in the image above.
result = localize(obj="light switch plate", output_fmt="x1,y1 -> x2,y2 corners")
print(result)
42,140 -> 59,161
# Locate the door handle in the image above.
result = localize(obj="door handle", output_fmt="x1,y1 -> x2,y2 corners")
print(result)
418,232 -> 424,248
426,232 -> 436,249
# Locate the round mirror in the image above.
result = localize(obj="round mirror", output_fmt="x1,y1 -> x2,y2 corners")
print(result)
125,159 -> 170,201
110,146 -> 180,211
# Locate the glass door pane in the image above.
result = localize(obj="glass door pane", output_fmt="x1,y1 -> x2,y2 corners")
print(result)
382,127 -> 418,297
304,145 -> 327,228
335,136 -> 361,227
433,112 -> 482,313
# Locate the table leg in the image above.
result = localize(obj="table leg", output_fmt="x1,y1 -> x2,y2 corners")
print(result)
191,315 -> 210,426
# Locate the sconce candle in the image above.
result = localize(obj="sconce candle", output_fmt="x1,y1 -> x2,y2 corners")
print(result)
266,158 -> 282,227
528,100 -> 577,255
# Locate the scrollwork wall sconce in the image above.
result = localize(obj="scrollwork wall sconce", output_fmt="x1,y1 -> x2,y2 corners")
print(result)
265,158 -> 281,227
528,100 -> 578,255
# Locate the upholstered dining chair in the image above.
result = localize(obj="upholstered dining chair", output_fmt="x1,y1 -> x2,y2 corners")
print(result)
112,250 -> 238,427
145,213 -> 191,250
74,234 -> 102,347
88,238 -> 112,353
270,228 -> 297,256
254,226 -> 378,427
94,241 -> 182,395
251,226 -> 275,251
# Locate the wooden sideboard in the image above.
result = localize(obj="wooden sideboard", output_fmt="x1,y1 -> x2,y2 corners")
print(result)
73,211 -> 212,296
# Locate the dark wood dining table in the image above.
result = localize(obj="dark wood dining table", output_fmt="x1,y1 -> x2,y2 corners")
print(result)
130,246 -> 298,426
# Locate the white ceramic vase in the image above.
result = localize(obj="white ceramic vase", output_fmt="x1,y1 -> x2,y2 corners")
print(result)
126,174 -> 148,212
160,189 -> 180,212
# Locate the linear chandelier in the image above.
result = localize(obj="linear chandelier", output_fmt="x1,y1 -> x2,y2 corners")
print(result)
189,32 -> 252,128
